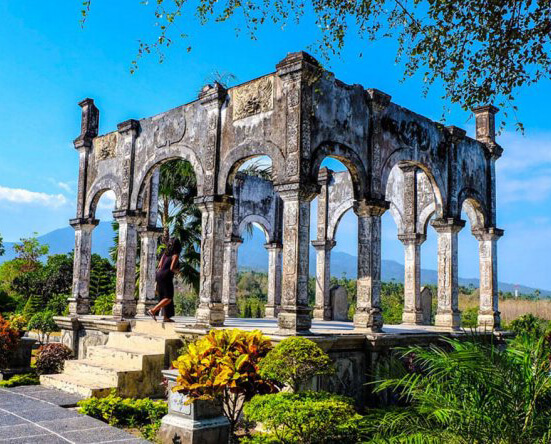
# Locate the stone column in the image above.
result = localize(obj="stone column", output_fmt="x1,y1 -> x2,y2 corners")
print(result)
312,240 -> 335,321
398,233 -> 426,324
353,200 -> 388,332
112,211 -> 141,318
68,218 -> 98,315
137,227 -> 161,316
222,236 -> 242,318
474,227 -> 503,329
265,242 -> 283,319
195,196 -> 231,327
276,185 -> 315,334
431,218 -> 465,329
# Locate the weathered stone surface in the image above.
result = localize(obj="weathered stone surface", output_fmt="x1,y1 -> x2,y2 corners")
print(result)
330,285 -> 348,321
68,51 -> 502,333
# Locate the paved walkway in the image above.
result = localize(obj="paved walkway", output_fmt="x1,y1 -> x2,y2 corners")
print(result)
0,386 -> 149,443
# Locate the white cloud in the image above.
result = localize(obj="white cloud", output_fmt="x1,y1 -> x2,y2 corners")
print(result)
0,186 -> 68,208
97,190 -> 116,210
57,181 -> 74,194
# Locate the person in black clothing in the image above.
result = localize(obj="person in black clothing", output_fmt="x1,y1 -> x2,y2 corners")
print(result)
147,237 -> 181,322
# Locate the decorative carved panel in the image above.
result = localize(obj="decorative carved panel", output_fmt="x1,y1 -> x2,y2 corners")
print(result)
232,76 -> 274,120
94,132 -> 118,160
152,112 -> 186,149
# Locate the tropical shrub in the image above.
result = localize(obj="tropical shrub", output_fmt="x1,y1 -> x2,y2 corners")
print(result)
173,329 -> 277,437
35,343 -> 72,375
258,337 -> 334,392
27,310 -> 58,344
46,293 -> 69,316
0,316 -> 20,369
92,292 -> 115,315
461,306 -> 479,328
0,372 -> 39,387
243,391 -> 362,444
7,313 -> 28,332
77,391 -> 167,441
174,290 -> 198,316
509,313 -> 548,337
364,335 -> 551,444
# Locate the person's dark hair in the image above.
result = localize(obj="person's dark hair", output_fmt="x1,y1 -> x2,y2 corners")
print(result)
166,238 -> 182,256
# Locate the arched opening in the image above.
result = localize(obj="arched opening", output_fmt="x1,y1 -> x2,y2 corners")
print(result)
383,163 -> 441,325
458,197 -> 487,328
85,189 -> 118,317
310,156 -> 357,322
135,158 -> 201,319
224,155 -> 280,319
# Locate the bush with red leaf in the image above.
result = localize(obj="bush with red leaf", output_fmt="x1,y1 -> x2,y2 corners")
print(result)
35,343 -> 72,375
0,315 -> 20,369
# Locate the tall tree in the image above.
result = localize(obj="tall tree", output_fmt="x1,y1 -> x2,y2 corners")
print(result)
82,0 -> 551,129
13,233 -> 49,272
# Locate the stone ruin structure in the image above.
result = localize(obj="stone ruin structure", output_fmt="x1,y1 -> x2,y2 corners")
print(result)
68,51 -> 504,335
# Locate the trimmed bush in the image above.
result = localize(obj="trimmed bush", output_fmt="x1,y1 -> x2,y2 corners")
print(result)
243,391 -> 362,444
35,343 -> 72,375
46,293 -> 69,316
78,391 -> 167,441
92,292 -> 115,315
0,315 -> 20,369
258,337 -> 334,392
0,373 -> 39,387
7,313 -> 28,332
27,310 -> 58,344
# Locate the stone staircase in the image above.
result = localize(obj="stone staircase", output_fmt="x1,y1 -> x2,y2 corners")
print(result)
40,320 -> 182,399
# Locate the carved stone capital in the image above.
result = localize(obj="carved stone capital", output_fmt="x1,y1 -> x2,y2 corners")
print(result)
199,83 -> 227,107
398,233 -> 426,246
194,194 -> 234,212
69,217 -> 99,230
353,199 -> 389,217
225,235 -> 243,246
117,119 -> 140,134
445,125 -> 467,143
137,225 -> 162,236
431,217 -> 465,234
472,227 -> 504,242
317,167 -> 333,184
366,88 -> 391,113
264,242 -> 283,251
311,239 -> 336,251
274,183 -> 318,202
112,209 -> 146,224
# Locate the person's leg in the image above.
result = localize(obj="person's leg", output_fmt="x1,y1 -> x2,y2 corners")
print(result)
151,298 -> 171,314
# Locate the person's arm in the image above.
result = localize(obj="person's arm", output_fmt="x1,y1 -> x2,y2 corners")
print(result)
157,255 -> 165,270
170,255 -> 180,274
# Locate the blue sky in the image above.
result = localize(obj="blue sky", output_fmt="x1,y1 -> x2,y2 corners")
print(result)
0,1 -> 549,290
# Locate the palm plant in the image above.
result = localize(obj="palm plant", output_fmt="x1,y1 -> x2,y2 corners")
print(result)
363,334 -> 551,444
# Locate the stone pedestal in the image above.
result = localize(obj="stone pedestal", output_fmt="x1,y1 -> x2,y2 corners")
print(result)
474,227 -> 503,329
195,196 -> 230,327
221,237 -> 242,318
431,218 -> 464,329
353,200 -> 387,332
399,233 -> 426,325
330,285 -> 348,321
265,242 -> 282,319
158,369 -> 230,444
420,287 -> 433,325
312,240 -> 335,321
0,337 -> 37,380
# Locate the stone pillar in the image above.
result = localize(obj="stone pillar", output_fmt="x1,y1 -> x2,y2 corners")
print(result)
474,227 -> 503,329
137,227 -> 161,316
222,236 -> 242,318
68,218 -> 98,315
265,242 -> 283,319
195,196 -> 231,327
312,240 -> 335,321
431,218 -> 465,329
276,186 -> 315,334
399,233 -> 426,324
112,211 -> 141,318
353,200 -> 388,332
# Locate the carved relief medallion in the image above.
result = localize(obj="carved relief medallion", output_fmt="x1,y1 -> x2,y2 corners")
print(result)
94,132 -> 118,160
152,112 -> 186,149
232,76 -> 274,120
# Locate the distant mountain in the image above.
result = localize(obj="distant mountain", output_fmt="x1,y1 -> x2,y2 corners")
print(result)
1,222 -> 549,297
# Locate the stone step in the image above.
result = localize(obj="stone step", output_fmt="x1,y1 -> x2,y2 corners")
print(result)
64,359 -> 141,385
106,331 -> 172,353
87,345 -> 164,367
132,319 -> 180,337
40,373 -> 114,399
